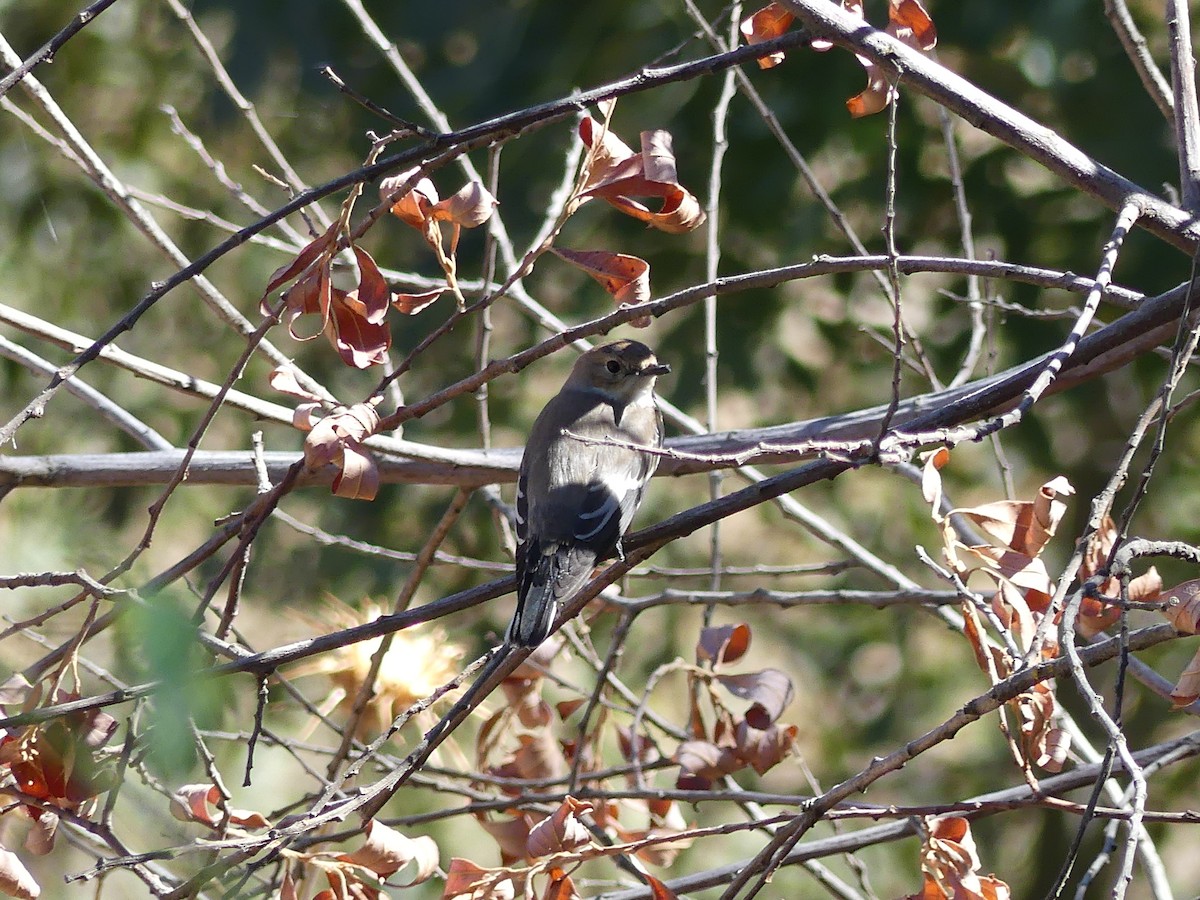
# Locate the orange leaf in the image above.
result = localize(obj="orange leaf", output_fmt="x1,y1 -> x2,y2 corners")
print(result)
697,623 -> 752,667
551,248 -> 651,325
645,874 -> 682,900
381,168 -> 439,230
740,3 -> 796,69
889,0 -> 937,52
392,286 -> 447,315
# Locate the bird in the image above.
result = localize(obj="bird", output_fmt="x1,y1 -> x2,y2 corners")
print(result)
506,340 -> 669,647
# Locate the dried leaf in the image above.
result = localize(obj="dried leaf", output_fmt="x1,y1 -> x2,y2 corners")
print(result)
268,366 -> 321,403
911,816 -> 1010,899
431,181 -> 498,228
350,246 -> 391,325
341,820 -> 438,885
717,668 -> 794,727
645,874 -> 681,900
260,222 -> 340,314
674,740 -> 739,789
551,248 -> 651,325
956,477 -> 1073,557
476,812 -> 535,866
443,858 -> 520,900
303,403 -> 382,500
0,845 -> 39,900
526,797 -> 594,858
1163,578 -> 1200,634
542,871 -> 581,900
514,731 -> 569,782
169,783 -> 270,829
0,676 -> 33,709
735,720 -> 798,774
577,120 -> 706,233
21,811 -> 56,857
920,447 -> 951,516
890,0 -> 937,52
392,286 -> 447,315
1169,645 -> 1200,709
170,783 -> 221,824
327,288 -> 392,368
697,623 -> 752,667
740,3 -> 796,69
381,169 -> 440,230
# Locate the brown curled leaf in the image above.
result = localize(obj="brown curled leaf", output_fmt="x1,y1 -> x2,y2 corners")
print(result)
1169,645 -> 1200,709
717,668 -> 795,727
577,119 -> 706,233
340,819 -> 438,884
1163,578 -> 1200,634
697,623 -> 752,667
551,248 -> 651,325
260,221 -> 340,315
526,797 -> 594,859
444,857 -> 521,899
735,719 -> 798,774
304,402 -> 382,500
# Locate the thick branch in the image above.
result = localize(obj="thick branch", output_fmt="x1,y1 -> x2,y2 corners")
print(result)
778,0 -> 1200,252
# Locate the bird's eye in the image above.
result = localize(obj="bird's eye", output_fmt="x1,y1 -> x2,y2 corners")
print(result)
605,359 -> 621,374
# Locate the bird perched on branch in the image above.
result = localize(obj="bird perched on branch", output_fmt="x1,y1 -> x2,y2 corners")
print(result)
507,340 -> 669,647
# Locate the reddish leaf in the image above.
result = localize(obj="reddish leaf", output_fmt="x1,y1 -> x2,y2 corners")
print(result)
327,287 -> 392,368
551,248 -> 651,325
392,286 -> 447,315
260,222 -> 340,314
735,720 -> 798,774
740,4 -> 796,69
542,871 -> 581,900
526,797 -> 594,858
304,402 -> 382,500
716,668 -> 794,727
697,623 -> 752,667
350,246 -> 391,324
645,874 -> 681,900
577,119 -> 706,233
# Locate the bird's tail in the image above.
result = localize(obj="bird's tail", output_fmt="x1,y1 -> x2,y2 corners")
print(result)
508,541 -> 594,647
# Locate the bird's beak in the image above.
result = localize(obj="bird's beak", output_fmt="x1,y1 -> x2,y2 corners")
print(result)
642,362 -> 671,377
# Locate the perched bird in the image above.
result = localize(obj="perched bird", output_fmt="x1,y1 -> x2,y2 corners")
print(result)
507,340 -> 669,647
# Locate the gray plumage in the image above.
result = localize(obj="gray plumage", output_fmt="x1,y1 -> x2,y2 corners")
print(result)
507,340 -> 668,647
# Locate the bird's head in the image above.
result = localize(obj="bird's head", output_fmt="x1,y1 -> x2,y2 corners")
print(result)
568,340 -> 670,402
